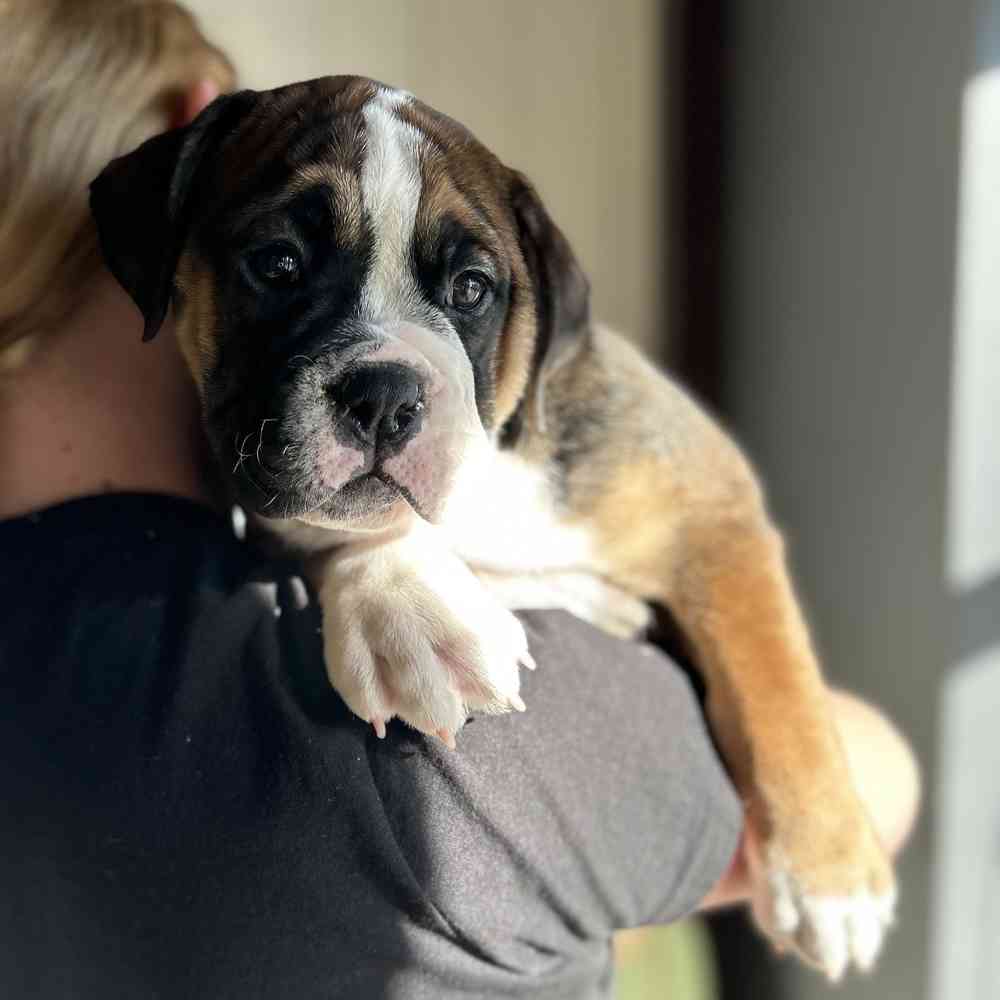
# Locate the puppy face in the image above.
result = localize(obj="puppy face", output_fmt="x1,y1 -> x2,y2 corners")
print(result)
91,76 -> 589,530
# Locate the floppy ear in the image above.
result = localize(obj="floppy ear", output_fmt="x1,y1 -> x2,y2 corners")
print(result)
509,171 -> 591,385
89,92 -> 247,341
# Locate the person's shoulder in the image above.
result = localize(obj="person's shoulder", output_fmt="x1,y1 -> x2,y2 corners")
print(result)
0,488 -> 336,766
0,491 -> 303,689
0,491 -> 238,561
0,491 -> 261,594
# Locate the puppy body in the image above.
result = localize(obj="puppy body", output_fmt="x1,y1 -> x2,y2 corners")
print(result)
90,76 -> 894,980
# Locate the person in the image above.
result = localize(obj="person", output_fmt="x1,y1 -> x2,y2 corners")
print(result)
0,2 -> 919,997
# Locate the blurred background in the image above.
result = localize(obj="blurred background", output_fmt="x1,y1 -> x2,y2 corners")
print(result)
189,1 -> 998,997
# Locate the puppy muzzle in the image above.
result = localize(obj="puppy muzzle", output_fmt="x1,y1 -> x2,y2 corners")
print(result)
242,321 -> 489,528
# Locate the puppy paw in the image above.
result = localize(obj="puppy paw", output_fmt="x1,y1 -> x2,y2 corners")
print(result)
748,819 -> 896,981
319,522 -> 531,745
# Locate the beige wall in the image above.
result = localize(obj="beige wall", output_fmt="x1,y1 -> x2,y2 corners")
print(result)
189,0 -> 667,355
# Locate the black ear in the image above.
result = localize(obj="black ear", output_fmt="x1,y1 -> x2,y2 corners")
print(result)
510,171 -> 591,382
89,92 -> 248,341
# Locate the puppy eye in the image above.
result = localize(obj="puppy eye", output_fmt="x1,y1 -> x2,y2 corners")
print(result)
451,270 -> 489,311
249,244 -> 302,285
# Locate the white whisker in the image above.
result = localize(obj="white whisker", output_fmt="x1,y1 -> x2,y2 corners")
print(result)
233,431 -> 254,475
256,418 -> 277,465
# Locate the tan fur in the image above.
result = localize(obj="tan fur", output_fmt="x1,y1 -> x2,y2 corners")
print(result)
522,324 -> 894,902
398,97 -> 539,428
293,164 -> 367,249
172,254 -> 218,389
412,149 -> 537,428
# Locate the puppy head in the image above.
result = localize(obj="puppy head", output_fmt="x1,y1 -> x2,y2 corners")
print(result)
90,76 -> 589,530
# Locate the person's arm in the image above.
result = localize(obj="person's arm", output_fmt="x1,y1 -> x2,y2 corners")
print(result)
1,499 -> 742,996
699,689 -> 920,912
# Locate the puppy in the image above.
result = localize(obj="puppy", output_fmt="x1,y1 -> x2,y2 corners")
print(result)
90,76 -> 895,979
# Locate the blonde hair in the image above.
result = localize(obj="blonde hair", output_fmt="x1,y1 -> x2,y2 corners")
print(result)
0,0 -> 235,352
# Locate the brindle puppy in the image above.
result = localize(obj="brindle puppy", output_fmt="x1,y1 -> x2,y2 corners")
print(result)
90,76 -> 895,980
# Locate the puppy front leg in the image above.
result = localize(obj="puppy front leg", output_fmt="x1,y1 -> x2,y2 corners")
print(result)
551,329 -> 896,977
671,510 -> 896,980
317,520 -> 532,746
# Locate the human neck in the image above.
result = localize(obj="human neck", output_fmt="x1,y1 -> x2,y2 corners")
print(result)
0,272 -> 215,520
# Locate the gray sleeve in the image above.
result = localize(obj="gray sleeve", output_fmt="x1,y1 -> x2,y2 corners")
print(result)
368,609 -> 743,958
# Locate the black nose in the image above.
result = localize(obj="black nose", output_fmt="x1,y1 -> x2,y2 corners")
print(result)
328,363 -> 425,451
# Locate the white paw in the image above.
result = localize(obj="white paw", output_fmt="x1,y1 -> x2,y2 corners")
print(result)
319,521 -> 532,746
752,853 -> 897,981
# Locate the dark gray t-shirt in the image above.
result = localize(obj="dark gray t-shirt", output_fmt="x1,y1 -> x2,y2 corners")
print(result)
0,494 -> 741,999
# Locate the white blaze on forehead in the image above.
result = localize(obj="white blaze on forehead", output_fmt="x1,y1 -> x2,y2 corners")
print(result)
352,92 -> 491,525
359,89 -> 425,322
315,91 -> 495,529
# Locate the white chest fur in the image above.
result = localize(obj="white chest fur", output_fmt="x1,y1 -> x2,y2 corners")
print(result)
439,450 -> 591,572
439,450 -> 652,638
260,449 -> 652,638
